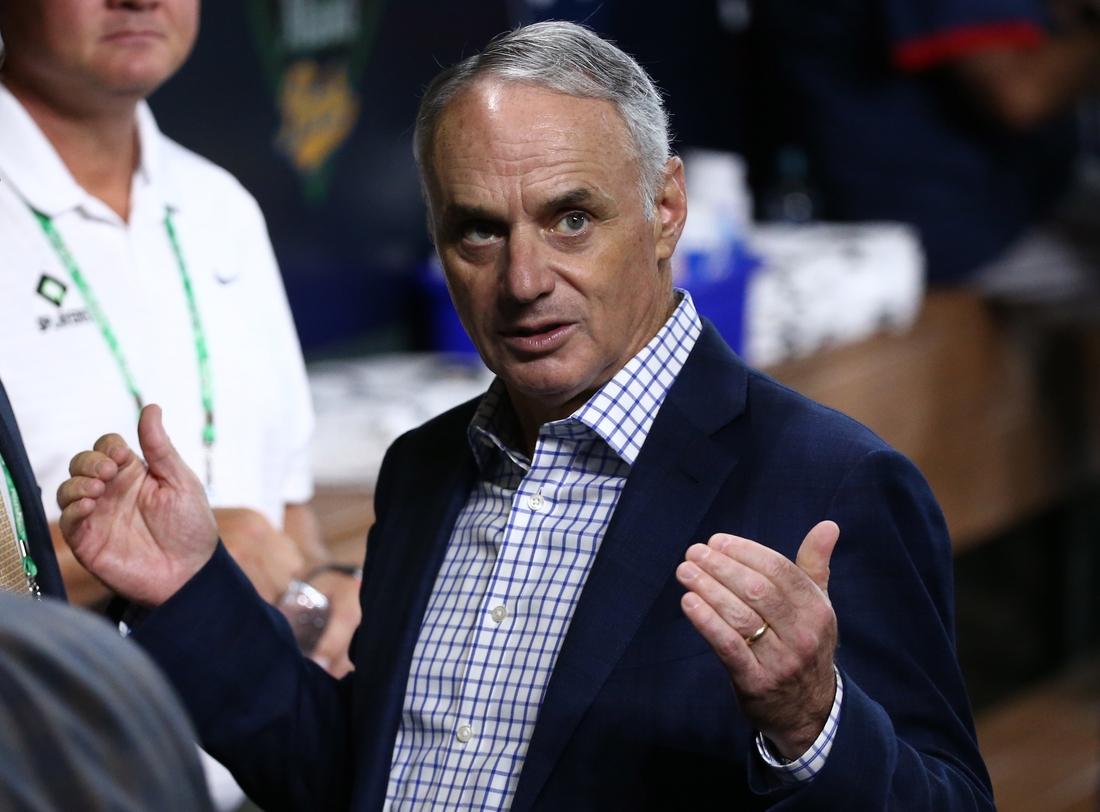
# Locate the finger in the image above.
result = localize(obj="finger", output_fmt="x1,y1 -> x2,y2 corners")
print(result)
310,624 -> 356,678
706,534 -> 821,613
91,433 -> 133,466
68,450 -> 119,480
310,624 -> 342,666
795,521 -> 839,595
137,405 -> 192,486
686,541 -> 800,630
676,558 -> 765,637
306,572 -> 362,677
57,476 -> 105,511
680,591 -> 763,680
58,498 -> 97,543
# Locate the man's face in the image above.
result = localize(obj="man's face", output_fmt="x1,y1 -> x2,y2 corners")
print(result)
427,80 -> 686,423
0,0 -> 199,102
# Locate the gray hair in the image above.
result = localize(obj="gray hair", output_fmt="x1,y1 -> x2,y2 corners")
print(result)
414,21 -> 672,224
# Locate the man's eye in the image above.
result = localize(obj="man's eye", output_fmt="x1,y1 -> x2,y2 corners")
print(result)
463,223 -> 497,244
553,212 -> 589,234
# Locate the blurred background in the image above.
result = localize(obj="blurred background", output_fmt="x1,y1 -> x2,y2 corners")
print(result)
149,2 -> 1100,810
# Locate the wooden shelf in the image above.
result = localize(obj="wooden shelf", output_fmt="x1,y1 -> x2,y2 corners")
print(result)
311,486 -> 373,567
765,291 -> 1086,551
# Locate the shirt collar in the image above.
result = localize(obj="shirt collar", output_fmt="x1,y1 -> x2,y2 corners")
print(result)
134,99 -> 184,214
468,290 -> 702,471
0,84 -> 181,220
468,378 -> 531,473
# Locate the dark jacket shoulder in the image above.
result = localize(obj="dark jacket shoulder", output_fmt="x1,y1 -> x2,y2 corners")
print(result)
675,322 -> 899,472
381,395 -> 481,479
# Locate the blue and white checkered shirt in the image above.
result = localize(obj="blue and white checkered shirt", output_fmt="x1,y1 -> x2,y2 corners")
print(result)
385,292 -> 842,811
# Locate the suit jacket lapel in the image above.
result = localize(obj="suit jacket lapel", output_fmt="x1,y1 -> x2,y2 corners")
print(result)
0,378 -> 65,599
511,324 -> 748,812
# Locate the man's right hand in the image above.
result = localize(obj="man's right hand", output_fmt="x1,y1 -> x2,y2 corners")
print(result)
57,404 -> 218,608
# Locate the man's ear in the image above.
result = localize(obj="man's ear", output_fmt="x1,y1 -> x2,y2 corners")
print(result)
654,156 -> 687,264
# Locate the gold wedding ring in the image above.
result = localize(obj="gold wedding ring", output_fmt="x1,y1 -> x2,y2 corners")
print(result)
745,621 -> 770,646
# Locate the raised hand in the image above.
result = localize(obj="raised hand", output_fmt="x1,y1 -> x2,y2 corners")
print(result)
57,405 -> 219,607
675,521 -> 840,760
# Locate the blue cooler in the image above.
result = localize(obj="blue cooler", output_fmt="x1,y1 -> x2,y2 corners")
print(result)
419,257 -> 479,357
678,240 -> 760,358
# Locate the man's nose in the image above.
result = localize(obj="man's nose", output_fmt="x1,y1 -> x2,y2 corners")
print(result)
502,229 -> 555,303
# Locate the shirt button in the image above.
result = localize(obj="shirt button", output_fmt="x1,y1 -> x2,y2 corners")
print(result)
527,493 -> 545,511
456,725 -> 473,743
491,605 -> 507,623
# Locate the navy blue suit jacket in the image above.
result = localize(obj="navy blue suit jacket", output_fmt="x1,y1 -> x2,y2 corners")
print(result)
0,378 -> 66,599
136,324 -> 994,811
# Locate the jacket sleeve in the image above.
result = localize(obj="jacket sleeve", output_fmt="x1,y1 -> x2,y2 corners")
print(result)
132,543 -> 357,811
750,448 -> 995,811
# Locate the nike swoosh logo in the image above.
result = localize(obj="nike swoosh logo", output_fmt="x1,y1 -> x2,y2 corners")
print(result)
214,271 -> 241,285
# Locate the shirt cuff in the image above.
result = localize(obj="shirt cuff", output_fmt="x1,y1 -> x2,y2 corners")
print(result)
755,667 -> 844,785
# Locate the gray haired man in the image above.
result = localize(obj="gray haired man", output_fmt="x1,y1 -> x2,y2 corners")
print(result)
59,21 -> 993,812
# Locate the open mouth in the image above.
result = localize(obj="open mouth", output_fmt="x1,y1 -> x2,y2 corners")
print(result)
505,323 -> 567,338
500,322 -> 576,352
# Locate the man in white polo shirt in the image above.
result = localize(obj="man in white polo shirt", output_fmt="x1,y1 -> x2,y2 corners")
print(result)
0,1 -> 360,670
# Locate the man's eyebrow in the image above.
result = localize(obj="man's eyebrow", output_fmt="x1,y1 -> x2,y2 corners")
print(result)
442,203 -> 497,225
441,189 -> 599,227
542,189 -> 594,211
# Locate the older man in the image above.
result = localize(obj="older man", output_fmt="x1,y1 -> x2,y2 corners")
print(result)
59,22 -> 994,812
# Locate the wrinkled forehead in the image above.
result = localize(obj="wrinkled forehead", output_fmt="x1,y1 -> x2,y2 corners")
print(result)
425,79 -> 639,208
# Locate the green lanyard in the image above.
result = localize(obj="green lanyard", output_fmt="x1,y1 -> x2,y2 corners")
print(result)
0,452 -> 41,598
32,208 -> 216,486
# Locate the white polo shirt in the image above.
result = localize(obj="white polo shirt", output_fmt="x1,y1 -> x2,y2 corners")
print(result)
0,84 -> 314,527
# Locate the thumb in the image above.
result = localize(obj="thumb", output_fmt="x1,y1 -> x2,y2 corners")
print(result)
796,520 -> 840,594
137,405 -> 192,486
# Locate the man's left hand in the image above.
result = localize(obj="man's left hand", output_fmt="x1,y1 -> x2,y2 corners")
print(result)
305,568 -> 362,678
675,521 -> 840,760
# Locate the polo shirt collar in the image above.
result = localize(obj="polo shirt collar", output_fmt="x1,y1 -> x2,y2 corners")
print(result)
0,84 -> 181,220
135,99 -> 184,214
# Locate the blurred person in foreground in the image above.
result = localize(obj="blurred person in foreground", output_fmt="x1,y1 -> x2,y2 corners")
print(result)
753,0 -> 1100,302
0,590 -> 213,812
0,0 -> 361,678
59,22 -> 994,812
